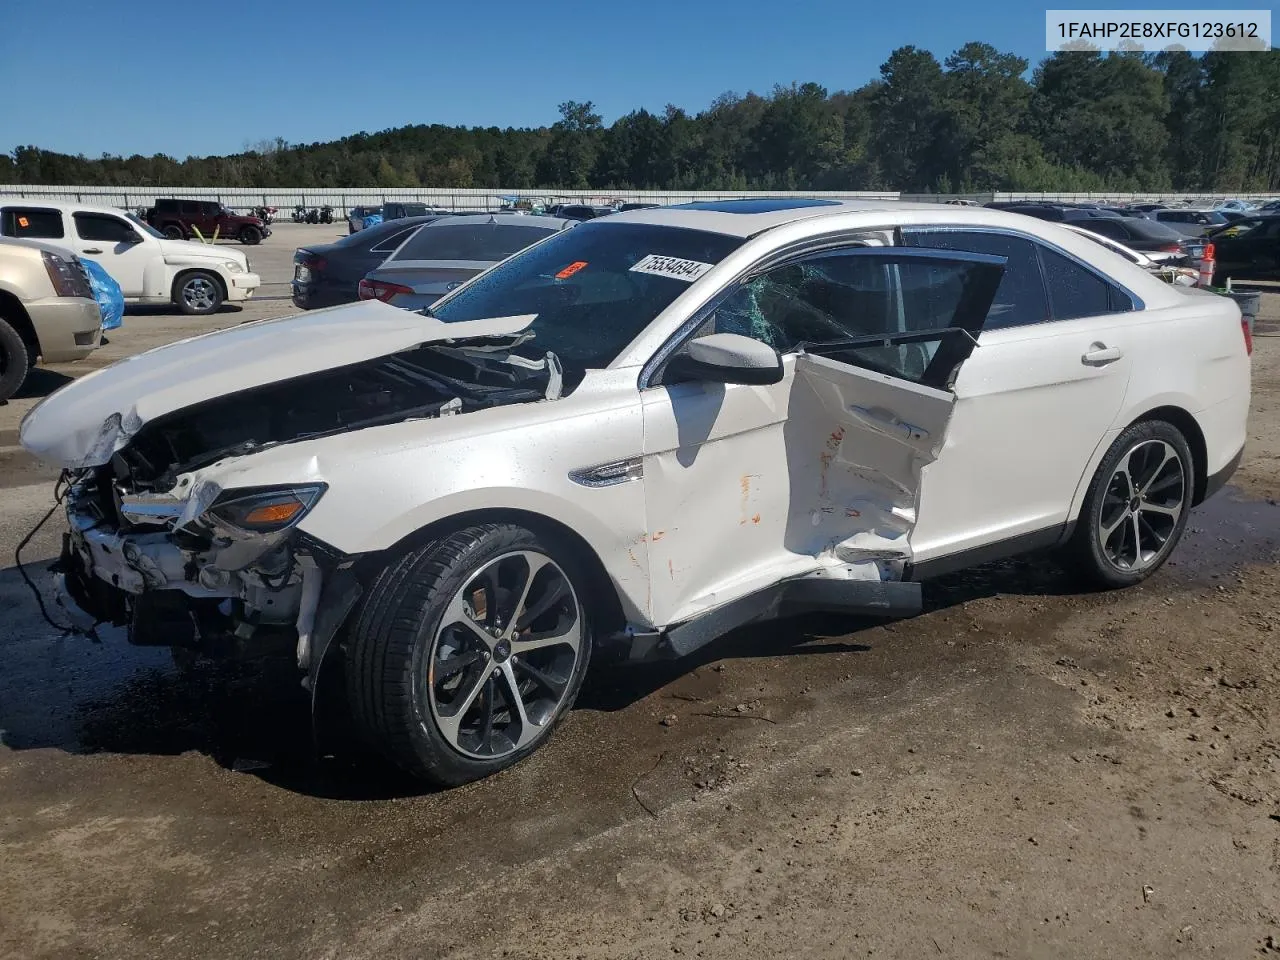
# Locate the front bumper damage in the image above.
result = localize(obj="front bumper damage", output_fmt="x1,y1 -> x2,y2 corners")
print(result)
56,473 -> 361,692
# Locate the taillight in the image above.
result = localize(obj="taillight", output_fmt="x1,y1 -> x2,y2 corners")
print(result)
42,251 -> 92,299
358,278 -> 413,302
1242,319 -> 1253,356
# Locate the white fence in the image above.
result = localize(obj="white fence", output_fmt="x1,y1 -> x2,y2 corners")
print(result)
0,186 -> 899,215
1,185 -> 1276,215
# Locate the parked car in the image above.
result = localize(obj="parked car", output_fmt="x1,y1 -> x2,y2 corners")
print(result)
1151,208 -> 1231,237
0,236 -> 101,400
358,214 -> 570,309
1060,223 -> 1197,285
292,215 -> 451,309
1211,199 -> 1258,213
1096,206 -> 1150,219
555,205 -> 616,221
383,201 -> 449,222
20,200 -> 1251,787
1068,216 -> 1203,258
1259,199 -> 1280,213
1203,214 -> 1280,283
144,199 -> 270,245
0,201 -> 260,315
984,202 -> 1120,222
619,202 -> 662,211
347,205 -> 383,234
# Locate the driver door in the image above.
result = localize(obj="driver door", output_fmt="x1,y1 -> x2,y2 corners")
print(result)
640,245 -> 1004,630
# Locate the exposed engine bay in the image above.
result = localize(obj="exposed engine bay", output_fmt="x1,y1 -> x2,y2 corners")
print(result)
54,339 -> 561,675
111,340 -> 557,492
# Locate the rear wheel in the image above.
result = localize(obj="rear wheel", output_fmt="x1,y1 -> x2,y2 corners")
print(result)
346,523 -> 593,786
1067,420 -> 1194,588
0,317 -> 31,401
174,271 -> 224,315
162,223 -> 185,240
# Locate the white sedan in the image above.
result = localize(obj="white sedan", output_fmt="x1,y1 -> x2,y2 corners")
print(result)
19,199 -> 1252,785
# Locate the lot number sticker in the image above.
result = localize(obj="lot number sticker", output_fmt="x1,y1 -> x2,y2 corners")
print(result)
630,254 -> 713,282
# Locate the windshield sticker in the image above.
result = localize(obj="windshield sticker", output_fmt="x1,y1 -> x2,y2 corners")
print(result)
629,254 -> 713,282
555,261 -> 589,280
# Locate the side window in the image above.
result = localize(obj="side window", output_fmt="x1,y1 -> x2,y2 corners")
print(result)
73,212 -> 138,243
702,248 -> 988,385
903,230 -> 1048,329
180,201 -> 201,216
1,207 -> 65,239
1039,246 -> 1131,319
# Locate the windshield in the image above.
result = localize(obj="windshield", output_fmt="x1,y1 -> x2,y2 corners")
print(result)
429,221 -> 744,376
127,214 -> 165,239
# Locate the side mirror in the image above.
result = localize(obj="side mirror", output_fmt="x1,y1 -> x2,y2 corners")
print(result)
663,333 -> 784,386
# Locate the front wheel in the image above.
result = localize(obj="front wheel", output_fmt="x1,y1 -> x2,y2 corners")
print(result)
346,524 -> 593,786
0,317 -> 31,401
174,271 -> 224,315
1066,420 -> 1194,589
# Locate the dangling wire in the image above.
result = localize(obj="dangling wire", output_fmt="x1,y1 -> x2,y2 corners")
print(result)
14,472 -> 100,640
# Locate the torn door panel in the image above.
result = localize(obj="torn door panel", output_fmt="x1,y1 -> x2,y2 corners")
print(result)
786,353 -> 958,565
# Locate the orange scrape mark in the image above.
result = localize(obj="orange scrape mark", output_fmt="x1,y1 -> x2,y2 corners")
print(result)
751,513 -> 761,525
826,426 -> 846,451
667,559 -> 675,580
652,530 -> 666,541
845,507 -> 861,518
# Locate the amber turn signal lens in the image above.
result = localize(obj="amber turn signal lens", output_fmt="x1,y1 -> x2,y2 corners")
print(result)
242,501 -> 304,526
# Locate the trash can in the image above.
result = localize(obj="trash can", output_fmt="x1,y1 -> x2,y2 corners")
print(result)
1221,290 -> 1260,338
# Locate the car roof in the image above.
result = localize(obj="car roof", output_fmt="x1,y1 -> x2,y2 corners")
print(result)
412,213 -> 571,230
0,198 -> 135,218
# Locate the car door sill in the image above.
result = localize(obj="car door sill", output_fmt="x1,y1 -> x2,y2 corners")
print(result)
903,523 -> 1074,582
617,576 -> 925,662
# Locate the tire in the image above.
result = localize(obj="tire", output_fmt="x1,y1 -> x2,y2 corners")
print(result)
162,223 -> 185,240
346,523 -> 594,786
238,225 -> 262,245
0,317 -> 31,402
1066,420 -> 1195,589
173,271 -> 224,316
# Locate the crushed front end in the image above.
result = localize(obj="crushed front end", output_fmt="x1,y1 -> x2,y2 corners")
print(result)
57,462 -> 344,676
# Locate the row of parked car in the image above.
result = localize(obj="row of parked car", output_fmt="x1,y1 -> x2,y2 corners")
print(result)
985,200 -> 1280,286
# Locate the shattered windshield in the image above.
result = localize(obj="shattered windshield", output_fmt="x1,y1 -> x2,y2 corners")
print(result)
428,221 -> 744,375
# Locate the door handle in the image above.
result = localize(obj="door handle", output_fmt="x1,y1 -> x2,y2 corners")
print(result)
82,248 -> 102,254
847,404 -> 930,442
1082,343 -> 1122,366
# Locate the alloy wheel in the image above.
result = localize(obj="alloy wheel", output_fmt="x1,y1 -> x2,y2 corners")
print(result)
1096,439 -> 1186,572
427,550 -> 583,760
181,277 -> 217,312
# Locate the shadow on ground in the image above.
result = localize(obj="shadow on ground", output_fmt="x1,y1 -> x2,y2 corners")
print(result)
0,487 -> 1275,801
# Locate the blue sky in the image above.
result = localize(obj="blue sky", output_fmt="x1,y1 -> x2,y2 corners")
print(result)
0,0 -> 1238,159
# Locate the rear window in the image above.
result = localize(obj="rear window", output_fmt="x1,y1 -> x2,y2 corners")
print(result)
1121,218 -> 1185,241
393,223 -> 558,262
1,207 -> 64,239
1040,247 -> 1129,320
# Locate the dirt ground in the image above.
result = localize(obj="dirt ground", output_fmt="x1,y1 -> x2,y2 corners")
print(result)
0,232 -> 1277,960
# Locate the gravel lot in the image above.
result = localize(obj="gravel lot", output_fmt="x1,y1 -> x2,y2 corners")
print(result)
1,227 -> 1277,960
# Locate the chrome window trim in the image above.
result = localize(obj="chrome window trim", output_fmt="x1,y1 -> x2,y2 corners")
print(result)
904,223 -> 1146,316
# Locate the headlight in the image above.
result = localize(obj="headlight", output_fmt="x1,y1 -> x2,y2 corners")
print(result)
222,259 -> 245,274
205,484 -> 326,535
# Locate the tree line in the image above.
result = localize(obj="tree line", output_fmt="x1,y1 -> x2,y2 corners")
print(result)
4,45 -> 1278,193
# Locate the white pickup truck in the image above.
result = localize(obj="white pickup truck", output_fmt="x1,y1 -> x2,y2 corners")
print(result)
0,200 -> 261,315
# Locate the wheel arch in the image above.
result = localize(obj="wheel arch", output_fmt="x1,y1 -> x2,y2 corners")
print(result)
1067,399 -> 1210,524
170,267 -> 228,303
358,507 -> 629,640
0,289 -> 40,353
1131,405 -> 1208,505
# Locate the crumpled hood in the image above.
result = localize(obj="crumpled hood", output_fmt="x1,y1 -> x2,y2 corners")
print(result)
19,300 -> 536,469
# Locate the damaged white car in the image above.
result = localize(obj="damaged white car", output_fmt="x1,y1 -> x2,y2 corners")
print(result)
20,199 -> 1251,785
